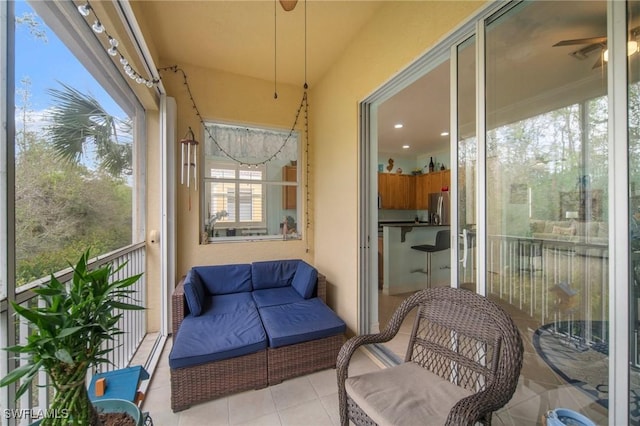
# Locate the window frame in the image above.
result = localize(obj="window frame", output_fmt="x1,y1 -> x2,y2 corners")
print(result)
201,120 -> 301,242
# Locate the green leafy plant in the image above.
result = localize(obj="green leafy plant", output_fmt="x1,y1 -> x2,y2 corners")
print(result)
0,249 -> 144,425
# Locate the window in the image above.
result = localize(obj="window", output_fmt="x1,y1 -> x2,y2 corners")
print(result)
202,122 -> 300,241
12,0 -> 144,286
208,163 -> 265,226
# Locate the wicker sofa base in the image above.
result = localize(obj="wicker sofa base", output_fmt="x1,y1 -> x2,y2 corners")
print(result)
170,350 -> 268,412
268,334 -> 345,385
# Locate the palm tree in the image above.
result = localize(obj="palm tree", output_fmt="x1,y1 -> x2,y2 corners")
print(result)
46,82 -> 132,177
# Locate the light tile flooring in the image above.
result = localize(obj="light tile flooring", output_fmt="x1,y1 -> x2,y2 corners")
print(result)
137,288 -> 609,426
140,340 -> 381,426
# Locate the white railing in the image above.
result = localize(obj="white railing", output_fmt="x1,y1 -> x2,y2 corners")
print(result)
487,235 -> 609,344
0,243 -> 146,425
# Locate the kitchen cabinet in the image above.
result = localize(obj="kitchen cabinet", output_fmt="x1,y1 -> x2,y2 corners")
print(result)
441,170 -> 451,190
378,173 -> 415,209
415,170 -> 451,210
379,170 -> 450,210
415,174 -> 429,209
282,165 -> 297,209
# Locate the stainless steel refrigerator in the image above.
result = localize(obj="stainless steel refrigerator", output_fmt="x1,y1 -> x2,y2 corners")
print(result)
429,192 -> 450,225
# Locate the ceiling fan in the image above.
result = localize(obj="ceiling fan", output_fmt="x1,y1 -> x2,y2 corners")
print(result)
553,26 -> 640,69
279,0 -> 298,11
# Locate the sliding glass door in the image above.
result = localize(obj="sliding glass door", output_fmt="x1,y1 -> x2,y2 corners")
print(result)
484,1 -> 609,422
457,36 -> 477,293
629,2 -> 640,424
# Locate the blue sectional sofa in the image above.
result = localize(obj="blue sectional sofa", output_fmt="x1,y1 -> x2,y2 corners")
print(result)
169,259 -> 346,412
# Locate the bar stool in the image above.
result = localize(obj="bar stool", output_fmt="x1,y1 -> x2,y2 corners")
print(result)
411,229 -> 450,288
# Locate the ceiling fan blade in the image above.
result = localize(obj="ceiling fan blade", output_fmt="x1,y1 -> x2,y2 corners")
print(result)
279,0 -> 298,11
554,36 -> 607,47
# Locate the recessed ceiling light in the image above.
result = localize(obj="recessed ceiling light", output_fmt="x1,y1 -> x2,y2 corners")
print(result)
441,131 -> 449,136
402,144 -> 410,149
394,124 -> 404,129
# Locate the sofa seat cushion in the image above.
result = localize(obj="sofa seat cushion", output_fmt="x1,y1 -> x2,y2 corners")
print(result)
259,298 -> 346,348
345,362 -> 473,426
252,287 -> 304,308
169,308 -> 267,369
209,292 -> 256,315
252,260 -> 300,290
193,264 -> 252,295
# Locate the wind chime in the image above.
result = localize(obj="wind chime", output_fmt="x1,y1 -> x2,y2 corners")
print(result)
180,127 -> 198,210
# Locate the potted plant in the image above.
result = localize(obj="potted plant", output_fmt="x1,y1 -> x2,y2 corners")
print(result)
0,249 -> 144,426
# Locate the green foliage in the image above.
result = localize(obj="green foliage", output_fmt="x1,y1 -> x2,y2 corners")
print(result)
15,130 -> 132,286
0,250 -> 144,426
46,83 -> 132,177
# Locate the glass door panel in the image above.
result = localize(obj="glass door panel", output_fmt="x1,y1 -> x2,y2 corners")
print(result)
485,1 -> 609,423
629,1 -> 640,424
457,36 -> 477,292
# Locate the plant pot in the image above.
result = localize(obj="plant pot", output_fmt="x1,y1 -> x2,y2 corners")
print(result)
94,399 -> 143,426
29,399 -> 143,426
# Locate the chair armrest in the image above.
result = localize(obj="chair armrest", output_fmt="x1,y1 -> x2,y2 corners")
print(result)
337,290 -> 423,382
336,291 -> 423,426
172,276 -> 187,336
317,272 -> 327,303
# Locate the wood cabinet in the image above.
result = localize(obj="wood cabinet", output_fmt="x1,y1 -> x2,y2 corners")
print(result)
414,170 -> 451,210
378,173 -> 415,209
415,174 -> 429,209
282,166 -> 297,209
380,170 -> 452,211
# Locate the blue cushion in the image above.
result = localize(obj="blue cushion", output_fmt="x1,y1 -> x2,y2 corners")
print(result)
291,261 -> 317,299
169,308 -> 267,369
251,260 -> 300,290
193,264 -> 252,295
252,287 -> 305,308
209,292 -> 256,315
183,269 -> 206,316
258,298 -> 346,348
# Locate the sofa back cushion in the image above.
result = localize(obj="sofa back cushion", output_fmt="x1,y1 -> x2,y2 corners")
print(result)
193,264 -> 252,295
183,269 -> 206,316
252,260 -> 300,290
291,261 -> 318,299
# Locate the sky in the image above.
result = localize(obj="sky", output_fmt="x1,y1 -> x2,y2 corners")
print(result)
15,0 -> 126,128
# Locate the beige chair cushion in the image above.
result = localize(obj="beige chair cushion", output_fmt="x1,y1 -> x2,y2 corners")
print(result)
345,361 -> 473,426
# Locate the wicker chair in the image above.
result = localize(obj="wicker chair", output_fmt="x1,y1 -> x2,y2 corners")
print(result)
337,287 -> 523,426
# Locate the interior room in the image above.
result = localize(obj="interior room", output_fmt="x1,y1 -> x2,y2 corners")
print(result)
2,0 -> 640,425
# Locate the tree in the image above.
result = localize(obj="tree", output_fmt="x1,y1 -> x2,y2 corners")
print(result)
46,83 -> 132,177
15,138 -> 132,285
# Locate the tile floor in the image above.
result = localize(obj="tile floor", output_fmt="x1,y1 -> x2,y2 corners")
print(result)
138,288 -> 609,426
140,340 -> 381,426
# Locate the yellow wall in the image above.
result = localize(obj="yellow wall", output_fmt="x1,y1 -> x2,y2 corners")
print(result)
311,1 -> 485,332
138,1 -> 485,333
160,63 -> 314,281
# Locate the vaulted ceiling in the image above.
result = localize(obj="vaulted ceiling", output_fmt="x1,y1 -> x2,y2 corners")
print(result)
131,1 -> 383,87
129,1 -> 637,157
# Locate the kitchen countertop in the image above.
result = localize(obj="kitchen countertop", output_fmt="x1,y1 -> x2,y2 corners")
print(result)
379,222 -> 449,227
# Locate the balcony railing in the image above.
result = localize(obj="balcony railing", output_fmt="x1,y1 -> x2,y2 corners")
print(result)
486,234 -> 609,344
0,243 -> 146,425
460,232 -> 609,339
